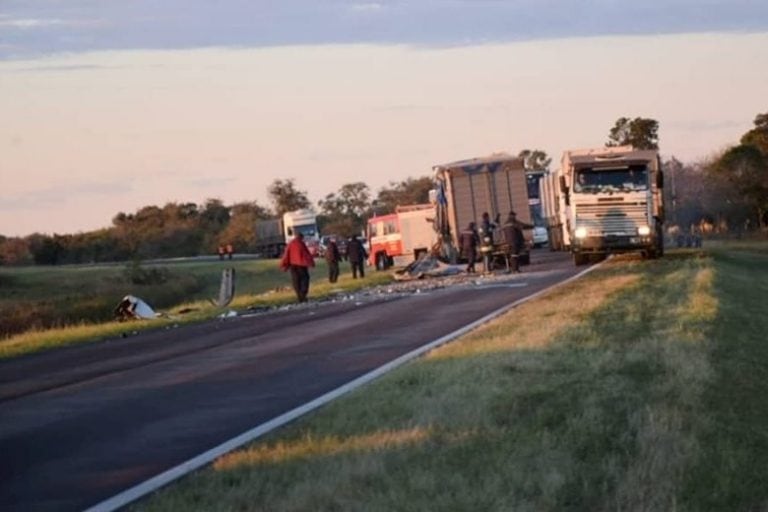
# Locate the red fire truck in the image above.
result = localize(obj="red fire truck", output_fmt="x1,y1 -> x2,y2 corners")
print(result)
367,204 -> 437,270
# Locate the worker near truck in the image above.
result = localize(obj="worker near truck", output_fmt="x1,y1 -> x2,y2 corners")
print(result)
480,212 -> 496,244
459,222 -> 480,273
325,237 -> 341,284
280,232 -> 315,303
346,234 -> 368,279
501,211 -> 533,273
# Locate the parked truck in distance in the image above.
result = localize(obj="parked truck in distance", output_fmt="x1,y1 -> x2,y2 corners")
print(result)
254,209 -> 320,258
432,153 -> 534,265
556,146 -> 664,265
367,204 -> 436,269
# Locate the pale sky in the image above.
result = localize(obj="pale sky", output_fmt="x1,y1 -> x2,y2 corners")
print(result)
1,1 -> 768,237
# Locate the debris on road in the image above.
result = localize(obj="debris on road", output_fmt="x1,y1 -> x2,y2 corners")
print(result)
393,254 -> 463,281
231,253 -> 559,321
114,295 -> 161,321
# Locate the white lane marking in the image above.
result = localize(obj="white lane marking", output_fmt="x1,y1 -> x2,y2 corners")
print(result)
85,261 -> 604,512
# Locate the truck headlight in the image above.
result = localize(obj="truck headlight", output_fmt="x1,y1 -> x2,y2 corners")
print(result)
574,227 -> 588,239
638,225 -> 651,236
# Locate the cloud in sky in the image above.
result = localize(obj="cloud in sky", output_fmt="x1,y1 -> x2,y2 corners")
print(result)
1,0 -> 767,58
0,17 -> 104,29
349,2 -> 384,13
0,181 -> 130,211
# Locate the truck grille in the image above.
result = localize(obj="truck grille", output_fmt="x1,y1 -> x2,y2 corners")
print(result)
575,201 -> 648,235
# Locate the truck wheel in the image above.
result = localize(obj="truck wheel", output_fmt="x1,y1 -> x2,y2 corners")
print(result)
573,253 -> 588,266
657,227 -> 665,257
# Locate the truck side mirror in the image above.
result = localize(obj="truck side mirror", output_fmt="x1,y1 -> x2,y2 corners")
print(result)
656,170 -> 664,189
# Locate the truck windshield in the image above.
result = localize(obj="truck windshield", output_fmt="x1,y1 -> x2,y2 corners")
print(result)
573,165 -> 648,193
293,224 -> 317,237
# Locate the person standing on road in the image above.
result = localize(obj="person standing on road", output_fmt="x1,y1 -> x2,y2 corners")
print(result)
346,234 -> 367,279
459,221 -> 480,273
501,211 -> 532,273
480,211 -> 496,245
325,237 -> 341,283
280,232 -> 315,302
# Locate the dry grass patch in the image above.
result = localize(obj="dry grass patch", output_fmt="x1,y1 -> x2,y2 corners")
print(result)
0,263 -> 393,360
215,428 -> 432,470
430,273 -> 639,359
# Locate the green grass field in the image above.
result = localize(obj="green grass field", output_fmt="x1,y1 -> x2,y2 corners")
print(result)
135,243 -> 768,511
0,258 -> 392,359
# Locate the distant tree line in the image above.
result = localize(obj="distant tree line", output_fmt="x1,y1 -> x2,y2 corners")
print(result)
606,114 -> 768,233
662,113 -> 768,233
0,177 -> 433,265
2,112 -> 766,265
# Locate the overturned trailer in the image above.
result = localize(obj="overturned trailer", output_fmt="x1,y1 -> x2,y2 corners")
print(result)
432,153 -> 534,265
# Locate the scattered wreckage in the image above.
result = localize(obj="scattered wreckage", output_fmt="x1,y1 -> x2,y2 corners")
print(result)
113,295 -> 161,321
114,268 -> 237,321
393,253 -> 463,281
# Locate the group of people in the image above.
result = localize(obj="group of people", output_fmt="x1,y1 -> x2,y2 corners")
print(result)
280,232 -> 368,303
459,211 -> 531,274
281,211 -> 528,304
217,243 -> 234,260
323,234 -> 367,283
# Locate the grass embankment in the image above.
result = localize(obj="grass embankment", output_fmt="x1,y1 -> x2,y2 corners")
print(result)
0,259 -> 391,359
137,245 -> 768,511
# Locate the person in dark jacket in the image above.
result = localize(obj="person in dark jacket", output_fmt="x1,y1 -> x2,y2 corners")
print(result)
459,222 -> 480,273
501,211 -> 532,272
325,237 -> 341,283
280,232 -> 315,302
346,234 -> 367,279
480,212 -> 496,245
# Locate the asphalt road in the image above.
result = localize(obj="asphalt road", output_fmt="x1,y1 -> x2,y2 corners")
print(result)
0,251 -> 582,512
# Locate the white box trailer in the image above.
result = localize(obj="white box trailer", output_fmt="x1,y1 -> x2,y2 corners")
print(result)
433,153 -> 533,263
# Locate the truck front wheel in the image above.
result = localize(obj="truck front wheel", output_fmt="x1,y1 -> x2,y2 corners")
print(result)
656,226 -> 665,257
573,253 -> 589,266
